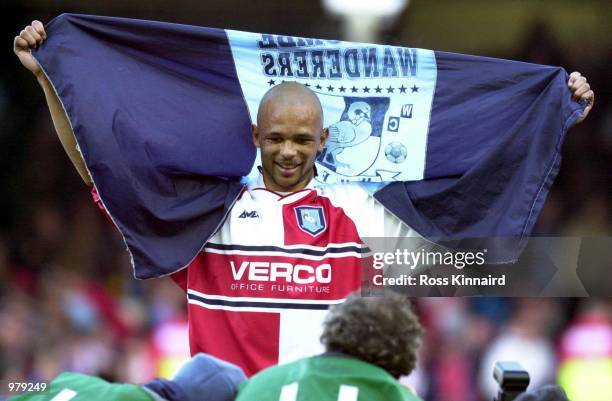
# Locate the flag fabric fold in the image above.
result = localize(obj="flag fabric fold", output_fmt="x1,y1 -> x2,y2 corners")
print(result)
33,13 -> 584,278
375,52 -> 582,262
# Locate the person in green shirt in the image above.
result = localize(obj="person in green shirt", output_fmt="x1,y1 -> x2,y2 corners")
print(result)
8,295 -> 572,401
8,353 -> 246,401
236,291 -> 424,401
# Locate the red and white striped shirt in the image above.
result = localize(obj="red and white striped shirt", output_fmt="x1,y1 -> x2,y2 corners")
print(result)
170,175 -> 417,376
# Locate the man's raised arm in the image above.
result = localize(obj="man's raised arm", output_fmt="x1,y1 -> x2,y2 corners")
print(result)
14,20 -> 91,185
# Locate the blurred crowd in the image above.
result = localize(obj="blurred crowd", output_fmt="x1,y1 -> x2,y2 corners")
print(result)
1,260 -> 611,401
406,298 -> 612,401
1,2 -> 611,401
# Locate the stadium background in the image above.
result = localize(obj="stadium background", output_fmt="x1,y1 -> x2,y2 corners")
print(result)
1,1 -> 611,400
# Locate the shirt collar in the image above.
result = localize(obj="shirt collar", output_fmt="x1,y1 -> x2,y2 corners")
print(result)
250,172 -> 317,204
251,169 -> 316,192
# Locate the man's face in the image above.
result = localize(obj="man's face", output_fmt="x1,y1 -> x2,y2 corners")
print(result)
253,102 -> 328,192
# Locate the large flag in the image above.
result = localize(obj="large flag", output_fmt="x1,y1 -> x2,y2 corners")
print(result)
33,14 -> 585,279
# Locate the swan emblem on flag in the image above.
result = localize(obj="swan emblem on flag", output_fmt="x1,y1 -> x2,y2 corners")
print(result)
320,101 -> 373,170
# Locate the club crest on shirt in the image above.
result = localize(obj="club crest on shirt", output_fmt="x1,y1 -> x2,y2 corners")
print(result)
294,206 -> 326,236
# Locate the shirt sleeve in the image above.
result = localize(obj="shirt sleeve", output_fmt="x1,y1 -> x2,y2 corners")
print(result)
325,184 -> 420,238
170,269 -> 188,293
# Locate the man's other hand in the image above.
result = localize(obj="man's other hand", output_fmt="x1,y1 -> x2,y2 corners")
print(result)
568,71 -> 594,123
14,20 -> 47,77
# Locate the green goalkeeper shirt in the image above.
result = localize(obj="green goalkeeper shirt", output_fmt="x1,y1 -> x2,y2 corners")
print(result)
235,355 -> 423,401
9,372 -> 154,401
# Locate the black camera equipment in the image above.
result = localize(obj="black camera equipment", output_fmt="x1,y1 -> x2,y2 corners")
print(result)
493,361 -> 530,401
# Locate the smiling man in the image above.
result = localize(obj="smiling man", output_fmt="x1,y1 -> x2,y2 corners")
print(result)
14,20 -> 595,377
168,82 -> 422,375
16,17 -> 423,371
253,83 -> 328,192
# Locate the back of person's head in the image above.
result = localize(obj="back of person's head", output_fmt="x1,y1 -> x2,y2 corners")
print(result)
514,385 -> 570,401
320,291 -> 423,378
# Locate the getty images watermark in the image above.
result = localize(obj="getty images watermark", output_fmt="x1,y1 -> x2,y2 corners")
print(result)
370,247 -> 507,288
361,237 -> 612,297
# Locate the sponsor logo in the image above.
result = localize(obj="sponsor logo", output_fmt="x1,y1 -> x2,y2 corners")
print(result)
238,210 -> 259,218
230,261 -> 332,284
